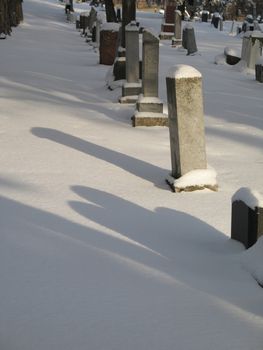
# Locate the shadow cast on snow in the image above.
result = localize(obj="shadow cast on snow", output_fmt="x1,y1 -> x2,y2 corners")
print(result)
31,127 -> 169,189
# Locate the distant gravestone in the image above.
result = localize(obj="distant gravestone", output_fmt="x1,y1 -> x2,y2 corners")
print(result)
166,65 -> 217,192
99,23 -> 120,65
172,10 -> 182,46
182,25 -> 198,55
132,29 -> 167,126
201,11 -> 209,22
231,188 -> 263,248
160,2 -> 177,39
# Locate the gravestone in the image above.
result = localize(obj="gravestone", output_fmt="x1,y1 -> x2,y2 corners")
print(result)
99,23 -> 120,65
120,22 -> 141,103
160,1 -> 177,39
182,25 -> 198,55
231,188 -> 263,248
201,11 -> 209,22
132,29 -> 168,126
172,10 -> 182,46
166,65 -> 217,192
241,31 -> 263,69
79,12 -> 89,34
255,61 -> 263,82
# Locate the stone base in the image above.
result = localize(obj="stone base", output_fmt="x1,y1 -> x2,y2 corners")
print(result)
171,37 -> 182,46
159,31 -> 174,40
119,95 -> 139,104
132,112 -> 168,127
166,173 -> 218,193
161,23 -> 175,33
137,96 -> 163,113
122,81 -> 142,98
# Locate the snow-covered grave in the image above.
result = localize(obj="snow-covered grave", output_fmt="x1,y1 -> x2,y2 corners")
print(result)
231,187 -> 263,248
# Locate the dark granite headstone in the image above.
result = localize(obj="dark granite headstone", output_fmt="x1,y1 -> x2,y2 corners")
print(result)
231,200 -> 263,248
100,30 -> 119,65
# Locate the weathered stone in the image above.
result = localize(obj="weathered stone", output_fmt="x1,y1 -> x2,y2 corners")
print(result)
166,65 -> 207,179
182,25 -> 198,55
172,10 -> 182,46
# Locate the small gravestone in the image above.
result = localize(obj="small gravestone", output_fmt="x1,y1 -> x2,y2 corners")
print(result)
231,188 -> 263,248
132,29 -> 168,126
166,65 -> 218,192
160,2 -> 177,39
201,11 -> 209,22
182,25 -> 198,55
224,47 -> 241,65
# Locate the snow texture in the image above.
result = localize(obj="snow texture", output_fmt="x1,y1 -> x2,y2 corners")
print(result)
0,1 -> 263,350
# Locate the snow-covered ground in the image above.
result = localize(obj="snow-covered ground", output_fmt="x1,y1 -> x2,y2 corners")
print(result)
0,1 -> 263,349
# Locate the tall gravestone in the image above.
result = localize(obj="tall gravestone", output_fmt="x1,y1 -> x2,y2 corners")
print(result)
172,10 -> 182,46
160,0 -> 177,39
165,65 -> 217,192
120,22 -> 141,103
132,29 -> 167,126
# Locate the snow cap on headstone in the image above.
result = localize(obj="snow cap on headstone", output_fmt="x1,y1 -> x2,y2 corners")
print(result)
167,64 -> 202,79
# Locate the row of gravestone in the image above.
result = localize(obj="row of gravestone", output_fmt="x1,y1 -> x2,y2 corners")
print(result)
73,8 -> 263,251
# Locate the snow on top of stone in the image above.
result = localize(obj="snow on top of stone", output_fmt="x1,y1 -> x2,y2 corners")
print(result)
224,46 -> 241,57
232,187 -> 263,209
167,64 -> 202,79
101,22 -> 120,32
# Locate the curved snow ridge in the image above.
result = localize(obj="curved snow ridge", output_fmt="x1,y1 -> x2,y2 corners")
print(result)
232,187 -> 263,209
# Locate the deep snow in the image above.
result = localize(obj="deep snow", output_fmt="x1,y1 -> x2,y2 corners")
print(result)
0,1 -> 263,349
